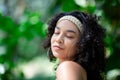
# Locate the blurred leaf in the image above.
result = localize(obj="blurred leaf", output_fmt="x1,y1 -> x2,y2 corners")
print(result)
62,0 -> 80,12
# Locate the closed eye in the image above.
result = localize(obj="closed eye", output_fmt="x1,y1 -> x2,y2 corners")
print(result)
65,33 -> 75,39
66,35 -> 74,39
54,27 -> 60,35
54,32 -> 60,35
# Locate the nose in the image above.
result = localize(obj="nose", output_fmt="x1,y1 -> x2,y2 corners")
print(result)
55,34 -> 64,44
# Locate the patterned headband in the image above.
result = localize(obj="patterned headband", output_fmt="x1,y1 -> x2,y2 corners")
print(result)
57,15 -> 83,33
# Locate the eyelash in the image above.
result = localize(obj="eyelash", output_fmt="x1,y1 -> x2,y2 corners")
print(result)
54,32 -> 74,39
67,36 -> 74,39
54,32 -> 59,35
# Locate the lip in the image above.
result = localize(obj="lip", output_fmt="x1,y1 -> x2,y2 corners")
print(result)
53,45 -> 64,50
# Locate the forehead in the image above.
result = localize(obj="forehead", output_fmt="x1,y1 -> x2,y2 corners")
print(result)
56,19 -> 79,32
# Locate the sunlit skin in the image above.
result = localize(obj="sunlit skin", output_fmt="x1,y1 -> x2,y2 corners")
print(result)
51,19 -> 87,80
51,20 -> 80,63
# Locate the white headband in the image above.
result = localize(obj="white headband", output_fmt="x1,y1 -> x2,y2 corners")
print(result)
57,15 -> 83,33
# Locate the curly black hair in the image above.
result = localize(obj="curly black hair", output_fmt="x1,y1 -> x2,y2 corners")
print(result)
43,11 -> 106,80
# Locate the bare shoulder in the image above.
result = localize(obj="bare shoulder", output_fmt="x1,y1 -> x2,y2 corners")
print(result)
57,61 -> 83,71
56,61 -> 87,80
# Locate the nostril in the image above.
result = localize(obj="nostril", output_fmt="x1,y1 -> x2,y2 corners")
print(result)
56,37 -> 64,44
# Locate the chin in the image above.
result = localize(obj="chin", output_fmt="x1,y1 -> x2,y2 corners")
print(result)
53,52 -> 61,58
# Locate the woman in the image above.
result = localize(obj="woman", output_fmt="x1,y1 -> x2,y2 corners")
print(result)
43,11 -> 106,80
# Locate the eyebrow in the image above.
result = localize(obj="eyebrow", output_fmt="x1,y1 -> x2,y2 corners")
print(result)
55,26 -> 76,34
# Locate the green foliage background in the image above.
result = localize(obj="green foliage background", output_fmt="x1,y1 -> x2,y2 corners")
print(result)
0,0 -> 120,80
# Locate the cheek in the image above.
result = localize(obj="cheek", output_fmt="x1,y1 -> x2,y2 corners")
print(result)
65,40 -> 78,55
65,39 -> 78,48
67,43 -> 77,52
51,36 -> 54,44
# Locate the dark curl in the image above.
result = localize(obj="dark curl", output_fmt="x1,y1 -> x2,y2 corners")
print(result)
43,11 -> 106,80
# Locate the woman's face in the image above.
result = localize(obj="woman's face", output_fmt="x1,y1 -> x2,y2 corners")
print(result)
51,19 -> 80,62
